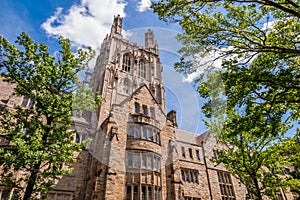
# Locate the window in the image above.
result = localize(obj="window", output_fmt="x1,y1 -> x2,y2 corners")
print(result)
126,185 -> 161,200
148,187 -> 152,200
181,170 -> 186,182
142,127 -> 147,139
21,96 -> 35,108
134,102 -> 139,114
133,186 -> 138,200
122,54 -> 131,72
190,171 -> 194,183
142,105 -> 148,115
129,126 -> 134,138
75,133 -> 87,143
127,154 -> 133,168
181,147 -> 186,158
214,151 -> 219,159
194,171 -> 199,184
1,189 -> 11,200
185,170 -> 189,182
135,126 -> 140,138
21,96 -> 29,107
189,148 -> 193,159
150,107 -> 155,118
122,78 -> 131,94
181,169 -> 199,184
138,60 -> 146,78
147,154 -> 152,169
142,186 -> 146,200
284,167 -> 290,175
157,157 -> 161,171
128,124 -> 160,144
142,153 -> 147,168
156,132 -> 160,144
133,154 -> 140,168
28,98 -> 35,108
217,171 -> 236,200
126,186 -> 131,200
75,133 -> 80,143
126,151 -> 161,172
153,130 -> 157,143
148,127 -> 153,140
184,197 -> 201,200
196,150 -> 201,161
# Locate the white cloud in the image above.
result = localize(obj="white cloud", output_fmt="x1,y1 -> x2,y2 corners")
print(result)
183,45 -> 258,83
183,50 -> 223,83
262,20 -> 278,31
137,0 -> 151,12
41,0 -> 126,50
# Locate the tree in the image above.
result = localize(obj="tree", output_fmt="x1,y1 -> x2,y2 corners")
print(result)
0,33 -> 100,199
152,0 -> 300,199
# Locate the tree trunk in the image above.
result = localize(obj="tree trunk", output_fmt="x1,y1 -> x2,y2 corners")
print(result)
23,117 -> 52,199
253,178 -> 263,200
23,162 -> 41,200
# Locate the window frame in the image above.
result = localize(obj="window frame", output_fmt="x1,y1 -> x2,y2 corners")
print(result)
217,171 -> 236,200
181,147 -> 186,158
181,168 -> 199,184
196,150 -> 201,161
142,105 -> 148,116
134,102 -> 140,114
122,54 -> 131,73
138,60 -> 147,78
188,148 -> 193,159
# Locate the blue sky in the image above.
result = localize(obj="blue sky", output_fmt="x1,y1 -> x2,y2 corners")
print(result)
0,0 -> 208,134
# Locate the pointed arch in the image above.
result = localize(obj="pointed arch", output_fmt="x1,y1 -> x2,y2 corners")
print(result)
138,59 -> 147,78
120,78 -> 131,94
122,53 -> 132,73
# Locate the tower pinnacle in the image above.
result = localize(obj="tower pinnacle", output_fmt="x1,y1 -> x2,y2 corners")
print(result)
110,15 -> 123,35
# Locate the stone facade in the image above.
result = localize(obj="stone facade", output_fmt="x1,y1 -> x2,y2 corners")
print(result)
0,15 -> 297,200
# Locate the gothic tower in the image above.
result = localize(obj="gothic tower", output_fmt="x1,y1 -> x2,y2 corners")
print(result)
90,15 -> 166,127
84,15 -> 171,200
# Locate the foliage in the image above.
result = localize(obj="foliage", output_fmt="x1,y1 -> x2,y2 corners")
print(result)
0,33 -> 99,199
152,0 -> 300,199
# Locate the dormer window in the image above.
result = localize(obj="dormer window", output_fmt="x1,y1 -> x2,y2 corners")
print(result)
122,53 -> 131,72
21,96 -> 29,107
142,105 -> 147,115
196,150 -> 200,161
21,96 -> 35,108
134,102 -> 140,114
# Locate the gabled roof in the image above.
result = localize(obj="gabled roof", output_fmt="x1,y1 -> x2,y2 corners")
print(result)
116,83 -> 167,118
195,131 -> 211,144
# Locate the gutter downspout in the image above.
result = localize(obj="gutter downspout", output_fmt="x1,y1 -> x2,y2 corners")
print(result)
202,141 -> 213,200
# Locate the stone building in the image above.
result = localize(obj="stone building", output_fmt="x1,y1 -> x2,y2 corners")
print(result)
0,15 -> 296,200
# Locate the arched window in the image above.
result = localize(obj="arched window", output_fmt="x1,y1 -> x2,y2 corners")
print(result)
120,78 -> 131,94
122,54 -> 131,72
138,60 -> 146,78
